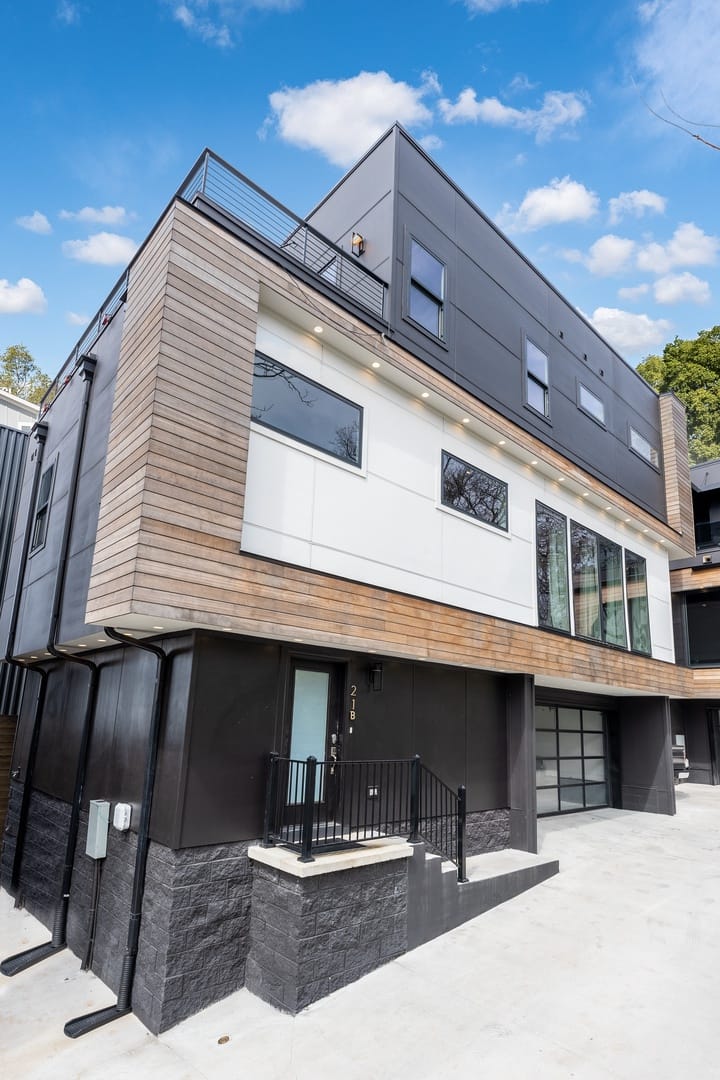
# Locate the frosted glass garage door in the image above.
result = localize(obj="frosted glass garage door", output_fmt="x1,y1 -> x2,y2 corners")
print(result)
535,705 -> 608,815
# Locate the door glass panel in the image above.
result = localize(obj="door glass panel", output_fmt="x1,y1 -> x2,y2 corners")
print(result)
559,759 -> 583,783
535,705 -> 556,728
289,669 -> 329,801
559,732 -> 582,757
536,730 -> 557,756
560,785 -> 584,810
537,787 -> 559,814
584,732 -> 604,756
558,707 -> 581,730
583,710 -> 604,731
585,783 -> 607,806
585,758 -> 606,782
536,758 -> 558,786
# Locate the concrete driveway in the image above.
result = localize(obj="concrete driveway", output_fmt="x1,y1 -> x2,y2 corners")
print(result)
2,783 -> 718,1079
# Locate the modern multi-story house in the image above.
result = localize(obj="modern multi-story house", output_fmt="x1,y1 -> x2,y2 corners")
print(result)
0,126 -> 711,1034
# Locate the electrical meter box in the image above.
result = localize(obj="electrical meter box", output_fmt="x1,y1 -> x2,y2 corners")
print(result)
86,799 -> 110,859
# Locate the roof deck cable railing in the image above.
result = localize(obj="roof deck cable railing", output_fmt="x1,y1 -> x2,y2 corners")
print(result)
180,150 -> 387,321
262,753 -> 468,882
40,270 -> 129,414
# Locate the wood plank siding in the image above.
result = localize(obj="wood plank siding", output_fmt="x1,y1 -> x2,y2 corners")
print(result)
659,393 -> 694,549
85,198 -> 701,699
670,565 -> 720,593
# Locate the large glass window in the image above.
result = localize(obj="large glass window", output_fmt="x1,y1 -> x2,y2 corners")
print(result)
251,353 -> 362,467
625,550 -> 651,655
536,503 -> 570,632
409,240 -> 445,338
535,705 -> 609,815
30,463 -> 54,553
526,339 -> 549,417
571,523 -> 627,647
441,451 -> 508,530
686,588 -> 720,666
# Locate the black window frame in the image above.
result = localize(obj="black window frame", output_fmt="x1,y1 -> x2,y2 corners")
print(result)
570,521 -> 628,649
535,501 -> 571,634
577,382 -> 606,427
250,352 -> 364,468
30,460 -> 55,555
628,425 -> 660,470
625,548 -> 652,656
524,337 -> 550,420
407,237 -> 446,342
440,450 -> 508,532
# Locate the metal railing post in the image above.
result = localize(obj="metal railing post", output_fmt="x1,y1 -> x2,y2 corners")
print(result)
299,756 -> 317,863
262,753 -> 279,847
201,151 -> 209,196
457,784 -> 468,883
409,755 -> 421,842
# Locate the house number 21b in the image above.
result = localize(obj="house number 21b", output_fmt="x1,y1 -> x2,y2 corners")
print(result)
349,684 -> 357,732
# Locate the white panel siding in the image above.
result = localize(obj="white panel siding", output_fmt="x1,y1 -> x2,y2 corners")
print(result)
243,311 -> 675,663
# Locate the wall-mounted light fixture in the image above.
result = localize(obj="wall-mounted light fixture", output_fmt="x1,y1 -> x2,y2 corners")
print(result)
351,232 -> 365,257
369,662 -> 383,692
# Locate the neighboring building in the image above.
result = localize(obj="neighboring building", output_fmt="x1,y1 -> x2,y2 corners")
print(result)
670,459 -> 720,783
0,127 -> 712,1034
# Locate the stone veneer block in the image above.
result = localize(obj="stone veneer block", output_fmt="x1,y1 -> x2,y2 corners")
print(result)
245,856 -> 409,1014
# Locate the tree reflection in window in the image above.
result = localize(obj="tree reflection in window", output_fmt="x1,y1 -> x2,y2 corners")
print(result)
441,451 -> 508,530
251,353 -> 362,466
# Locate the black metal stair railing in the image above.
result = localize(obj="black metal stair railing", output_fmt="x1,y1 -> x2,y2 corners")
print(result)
262,753 -> 467,882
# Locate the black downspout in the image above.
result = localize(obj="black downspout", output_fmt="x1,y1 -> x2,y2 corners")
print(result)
64,628 -> 170,1038
1,357 -> 97,977
2,421 -> 49,902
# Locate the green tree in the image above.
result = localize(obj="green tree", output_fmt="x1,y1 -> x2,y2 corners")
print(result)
637,326 -> 720,465
0,345 -> 52,405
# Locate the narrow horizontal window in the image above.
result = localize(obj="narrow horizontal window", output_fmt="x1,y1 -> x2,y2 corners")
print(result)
625,550 -> 651,655
536,502 -> 570,632
578,384 -> 605,425
629,427 -> 659,467
441,451 -> 508,530
30,463 -> 55,553
526,339 -> 549,418
409,239 -> 445,339
251,353 -> 362,467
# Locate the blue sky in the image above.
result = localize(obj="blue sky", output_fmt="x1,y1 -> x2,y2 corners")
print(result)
2,0 -> 719,376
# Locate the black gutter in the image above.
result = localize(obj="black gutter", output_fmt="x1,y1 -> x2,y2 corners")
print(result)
2,357 -> 97,977
64,628 -> 171,1038
2,420 -> 49,902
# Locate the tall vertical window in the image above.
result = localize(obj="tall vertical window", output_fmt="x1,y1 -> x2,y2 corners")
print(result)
31,463 -> 54,553
526,339 -> 549,417
571,523 -> 627,647
625,550 -> 651,655
408,239 -> 445,338
536,503 -> 570,632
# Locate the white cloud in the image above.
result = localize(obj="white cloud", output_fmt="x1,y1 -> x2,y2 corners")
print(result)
66,311 -> 90,326
16,211 -> 52,234
0,278 -> 47,315
608,189 -> 666,225
618,283 -> 650,301
419,134 -> 443,152
636,222 -> 719,274
507,74 -> 538,94
636,0 -> 720,117
267,71 -> 435,167
59,205 -> 131,225
170,1 -> 299,47
438,88 -> 587,142
589,307 -> 671,354
57,1 -> 80,23
498,176 -> 599,232
62,232 -> 139,266
463,0 -> 541,12
653,271 -> 710,304
585,235 -> 636,276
